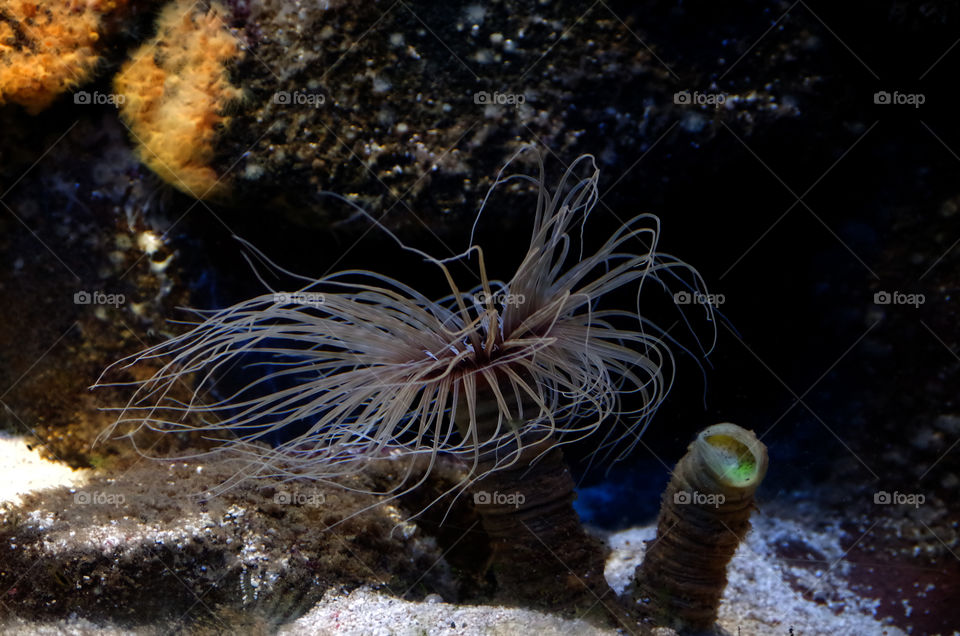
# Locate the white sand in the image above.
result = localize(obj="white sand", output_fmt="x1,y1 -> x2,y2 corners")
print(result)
0,433 -> 88,506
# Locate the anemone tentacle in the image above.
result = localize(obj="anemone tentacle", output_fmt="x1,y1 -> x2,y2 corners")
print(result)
96,151 -> 716,498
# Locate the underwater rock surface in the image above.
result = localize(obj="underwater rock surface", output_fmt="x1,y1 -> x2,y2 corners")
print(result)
109,0 -> 806,234
0,450 -> 909,634
1,452 -> 455,629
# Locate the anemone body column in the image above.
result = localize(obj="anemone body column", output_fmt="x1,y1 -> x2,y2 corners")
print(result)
632,422 -> 768,633
454,382 -> 613,617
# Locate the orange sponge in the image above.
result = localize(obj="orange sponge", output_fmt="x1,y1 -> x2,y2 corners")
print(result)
114,0 -> 242,199
0,0 -> 130,113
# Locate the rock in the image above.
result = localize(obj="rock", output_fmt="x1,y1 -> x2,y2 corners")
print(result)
0,453 -> 454,628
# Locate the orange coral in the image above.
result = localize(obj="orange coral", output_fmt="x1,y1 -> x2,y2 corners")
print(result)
0,0 -> 129,113
114,0 -> 242,199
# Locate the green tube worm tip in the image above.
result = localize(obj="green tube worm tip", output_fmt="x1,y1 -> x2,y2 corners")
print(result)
696,422 -> 769,491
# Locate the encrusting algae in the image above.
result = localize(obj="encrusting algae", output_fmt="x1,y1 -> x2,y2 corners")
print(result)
0,0 -> 132,113
113,0 -> 242,199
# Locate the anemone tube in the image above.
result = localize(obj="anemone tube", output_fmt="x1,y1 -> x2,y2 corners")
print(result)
452,380 -> 616,614
632,422 -> 769,633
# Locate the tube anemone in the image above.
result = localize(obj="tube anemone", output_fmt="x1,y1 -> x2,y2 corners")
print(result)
96,150 -> 716,617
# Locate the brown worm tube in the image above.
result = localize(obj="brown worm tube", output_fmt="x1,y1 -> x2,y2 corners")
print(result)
632,422 -> 768,633
453,384 -> 631,627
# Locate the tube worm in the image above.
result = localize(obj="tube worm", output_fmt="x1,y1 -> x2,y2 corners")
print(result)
632,422 -> 768,633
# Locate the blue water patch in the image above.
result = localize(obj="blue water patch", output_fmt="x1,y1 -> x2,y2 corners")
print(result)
573,464 -> 668,530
